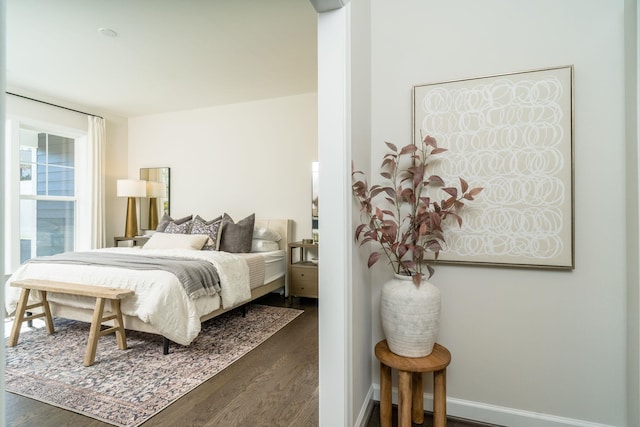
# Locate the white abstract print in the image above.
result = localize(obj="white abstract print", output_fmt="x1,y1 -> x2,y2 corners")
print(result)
414,66 -> 573,267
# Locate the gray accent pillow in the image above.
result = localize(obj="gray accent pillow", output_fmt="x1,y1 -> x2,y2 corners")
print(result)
219,213 -> 255,253
191,215 -> 223,250
164,220 -> 193,234
156,214 -> 193,232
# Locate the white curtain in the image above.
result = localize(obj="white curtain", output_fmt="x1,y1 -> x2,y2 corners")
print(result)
87,116 -> 106,248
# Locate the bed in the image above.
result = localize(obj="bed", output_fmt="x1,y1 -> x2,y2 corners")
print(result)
4,218 -> 292,352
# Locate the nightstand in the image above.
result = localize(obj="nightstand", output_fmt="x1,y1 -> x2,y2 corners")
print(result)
113,236 -> 151,248
288,241 -> 318,303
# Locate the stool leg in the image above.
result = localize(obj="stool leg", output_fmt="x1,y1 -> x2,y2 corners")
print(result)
8,288 -> 31,347
85,297 -> 106,367
412,372 -> 424,424
433,368 -> 447,427
111,299 -> 128,350
398,370 -> 412,427
379,363 -> 392,427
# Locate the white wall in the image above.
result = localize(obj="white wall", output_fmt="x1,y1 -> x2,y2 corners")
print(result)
349,0 -> 374,425
366,0 -> 629,425
624,2 -> 639,426
127,93 -> 318,242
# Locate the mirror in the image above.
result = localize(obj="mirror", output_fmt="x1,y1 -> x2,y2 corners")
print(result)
140,167 -> 170,231
312,161 -> 318,242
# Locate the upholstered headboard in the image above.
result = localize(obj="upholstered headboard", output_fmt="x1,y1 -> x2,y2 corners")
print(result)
254,219 -> 293,251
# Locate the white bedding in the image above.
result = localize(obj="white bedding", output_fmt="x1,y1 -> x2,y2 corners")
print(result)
4,247 -> 255,345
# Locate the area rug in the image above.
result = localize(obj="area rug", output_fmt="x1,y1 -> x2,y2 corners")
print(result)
5,304 -> 303,427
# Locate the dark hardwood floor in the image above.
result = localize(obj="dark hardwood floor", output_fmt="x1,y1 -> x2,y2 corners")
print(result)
6,294 -> 499,427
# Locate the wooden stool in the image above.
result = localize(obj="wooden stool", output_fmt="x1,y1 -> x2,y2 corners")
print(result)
8,279 -> 134,367
375,340 -> 451,427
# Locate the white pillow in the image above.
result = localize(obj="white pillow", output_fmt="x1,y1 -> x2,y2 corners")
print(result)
252,226 -> 281,242
251,239 -> 280,252
143,232 -> 210,250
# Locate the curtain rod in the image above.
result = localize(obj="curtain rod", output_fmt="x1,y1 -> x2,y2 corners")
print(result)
5,92 -> 104,120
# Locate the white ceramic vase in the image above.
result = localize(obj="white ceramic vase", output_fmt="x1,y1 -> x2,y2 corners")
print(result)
380,273 -> 441,358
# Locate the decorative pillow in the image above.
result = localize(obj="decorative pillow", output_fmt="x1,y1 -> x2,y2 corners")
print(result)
252,226 -> 281,242
191,215 -> 222,251
219,213 -> 255,253
143,232 -> 209,250
164,220 -> 193,234
156,214 -> 193,232
251,239 -> 280,252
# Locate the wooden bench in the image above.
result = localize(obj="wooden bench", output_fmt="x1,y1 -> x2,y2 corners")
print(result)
8,279 -> 135,367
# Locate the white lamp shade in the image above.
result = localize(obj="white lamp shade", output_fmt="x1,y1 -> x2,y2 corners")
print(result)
117,179 -> 147,197
146,181 -> 166,198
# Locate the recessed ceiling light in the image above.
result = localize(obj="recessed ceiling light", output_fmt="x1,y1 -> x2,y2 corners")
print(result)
98,28 -> 118,37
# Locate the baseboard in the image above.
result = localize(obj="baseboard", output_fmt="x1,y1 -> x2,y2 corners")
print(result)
354,385 -> 375,427
372,385 -> 616,427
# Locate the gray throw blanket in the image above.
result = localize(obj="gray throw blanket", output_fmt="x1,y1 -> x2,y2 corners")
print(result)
28,252 -> 221,299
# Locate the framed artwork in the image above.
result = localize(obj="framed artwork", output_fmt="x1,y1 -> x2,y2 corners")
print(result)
413,65 -> 574,269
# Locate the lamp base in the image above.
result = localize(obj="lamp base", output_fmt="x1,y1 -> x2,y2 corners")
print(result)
149,198 -> 159,231
124,197 -> 138,238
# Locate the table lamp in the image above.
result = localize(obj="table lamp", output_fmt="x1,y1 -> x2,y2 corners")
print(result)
146,181 -> 166,230
117,179 -> 147,237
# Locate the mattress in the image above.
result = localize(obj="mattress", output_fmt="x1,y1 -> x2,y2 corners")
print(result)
236,250 -> 286,289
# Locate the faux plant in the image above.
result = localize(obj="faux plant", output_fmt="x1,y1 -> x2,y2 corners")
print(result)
352,135 -> 483,285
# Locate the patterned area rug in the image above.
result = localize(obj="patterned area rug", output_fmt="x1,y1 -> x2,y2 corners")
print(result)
5,304 -> 302,427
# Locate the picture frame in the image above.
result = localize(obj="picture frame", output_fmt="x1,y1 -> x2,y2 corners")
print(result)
413,65 -> 574,269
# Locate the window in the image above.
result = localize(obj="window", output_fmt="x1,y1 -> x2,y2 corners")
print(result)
19,130 -> 76,262
5,118 -> 88,273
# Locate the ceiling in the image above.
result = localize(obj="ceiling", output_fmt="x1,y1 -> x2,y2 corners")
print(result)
6,0 -> 318,118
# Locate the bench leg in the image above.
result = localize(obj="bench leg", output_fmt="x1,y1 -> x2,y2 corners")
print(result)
85,297 -> 106,367
40,291 -> 55,334
8,288 -> 31,347
111,299 -> 127,350
9,289 -> 56,348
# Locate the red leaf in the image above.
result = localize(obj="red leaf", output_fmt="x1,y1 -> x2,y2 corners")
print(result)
452,212 -> 463,227
367,252 -> 381,268
442,187 -> 458,198
430,212 -> 442,229
430,147 -> 448,155
412,274 -> 423,286
469,187 -> 484,196
399,144 -> 418,155
370,187 -> 384,197
442,196 -> 456,209
426,240 -> 442,252
375,207 -> 384,220
460,177 -> 468,193
419,221 -> 428,236
427,175 -> 445,186
384,141 -> 398,152
426,264 -> 435,279
397,244 -> 408,258
423,135 -> 437,147
383,187 -> 396,199
412,164 -> 424,189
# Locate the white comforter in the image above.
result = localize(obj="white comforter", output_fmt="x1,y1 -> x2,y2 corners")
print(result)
4,247 -> 252,345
